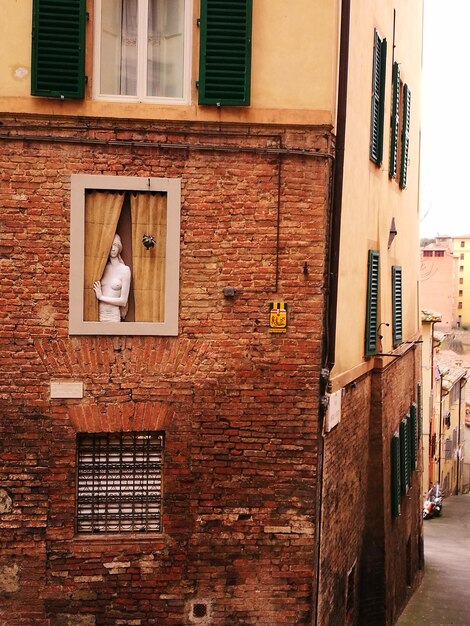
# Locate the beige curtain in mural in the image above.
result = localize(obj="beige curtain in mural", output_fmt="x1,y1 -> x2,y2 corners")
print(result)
84,191 -> 125,321
130,192 -> 167,322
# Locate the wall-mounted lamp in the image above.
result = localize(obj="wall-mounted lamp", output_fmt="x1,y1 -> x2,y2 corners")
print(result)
377,322 -> 390,340
388,218 -> 398,249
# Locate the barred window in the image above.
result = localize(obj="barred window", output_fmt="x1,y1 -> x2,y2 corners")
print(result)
77,432 -> 163,533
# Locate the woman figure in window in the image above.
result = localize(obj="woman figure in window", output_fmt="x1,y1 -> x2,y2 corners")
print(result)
93,234 -> 131,322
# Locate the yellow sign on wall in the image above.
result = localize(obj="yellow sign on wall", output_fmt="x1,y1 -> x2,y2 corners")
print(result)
269,302 -> 287,333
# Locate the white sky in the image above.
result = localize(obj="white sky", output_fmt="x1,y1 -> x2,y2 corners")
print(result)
420,0 -> 470,238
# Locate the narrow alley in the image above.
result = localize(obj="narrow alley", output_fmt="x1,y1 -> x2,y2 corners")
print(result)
397,494 -> 470,625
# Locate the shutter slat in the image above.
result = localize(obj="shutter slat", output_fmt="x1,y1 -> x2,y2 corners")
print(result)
198,0 -> 252,105
31,0 -> 86,99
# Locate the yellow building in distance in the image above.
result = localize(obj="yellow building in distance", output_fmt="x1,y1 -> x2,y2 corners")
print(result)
453,235 -> 470,328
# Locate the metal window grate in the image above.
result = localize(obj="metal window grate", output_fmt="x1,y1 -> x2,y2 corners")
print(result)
77,432 -> 163,533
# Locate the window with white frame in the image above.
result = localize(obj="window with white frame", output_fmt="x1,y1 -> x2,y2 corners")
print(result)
94,0 -> 191,103
69,175 -> 181,336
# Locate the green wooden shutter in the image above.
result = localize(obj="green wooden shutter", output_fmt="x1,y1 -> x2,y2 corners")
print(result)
198,0 -> 252,106
389,62 -> 400,178
365,250 -> 380,356
399,417 -> 410,493
370,31 -> 387,165
410,403 -> 418,469
399,84 -> 411,188
391,433 -> 401,517
31,0 -> 86,99
392,265 -> 403,346
417,382 -> 422,440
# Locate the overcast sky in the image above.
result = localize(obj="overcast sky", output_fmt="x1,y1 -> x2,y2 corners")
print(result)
419,0 -> 470,238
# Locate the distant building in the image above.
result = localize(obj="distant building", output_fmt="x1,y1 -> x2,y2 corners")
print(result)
433,354 -> 467,495
453,236 -> 470,328
420,238 -> 457,330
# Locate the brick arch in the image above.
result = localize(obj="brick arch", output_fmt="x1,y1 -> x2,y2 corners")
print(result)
68,401 -> 172,433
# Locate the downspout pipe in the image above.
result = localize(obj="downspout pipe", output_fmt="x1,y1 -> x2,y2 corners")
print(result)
314,2 -> 351,626
326,0 -> 350,372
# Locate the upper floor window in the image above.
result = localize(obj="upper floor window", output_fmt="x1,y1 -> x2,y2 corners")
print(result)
370,30 -> 387,165
423,250 -> 433,257
461,241 -> 465,248
461,253 -> 465,260
94,0 -> 191,103
434,250 -> 444,257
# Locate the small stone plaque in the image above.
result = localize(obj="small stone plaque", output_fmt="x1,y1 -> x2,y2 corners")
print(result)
50,381 -> 84,399
325,388 -> 342,432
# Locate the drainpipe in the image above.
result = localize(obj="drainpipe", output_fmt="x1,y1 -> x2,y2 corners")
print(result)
314,1 -> 351,626
325,0 -> 350,373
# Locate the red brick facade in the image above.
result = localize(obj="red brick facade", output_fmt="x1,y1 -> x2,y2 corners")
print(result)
317,346 -> 423,626
0,114 -> 332,625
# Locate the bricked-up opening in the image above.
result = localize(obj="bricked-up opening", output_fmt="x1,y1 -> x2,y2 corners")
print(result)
76,432 -> 163,533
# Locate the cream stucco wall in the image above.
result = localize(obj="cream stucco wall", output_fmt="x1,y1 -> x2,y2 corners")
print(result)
332,0 -> 423,381
0,0 -> 339,127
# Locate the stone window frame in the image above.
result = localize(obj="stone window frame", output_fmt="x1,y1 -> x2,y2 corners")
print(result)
69,174 -> 180,336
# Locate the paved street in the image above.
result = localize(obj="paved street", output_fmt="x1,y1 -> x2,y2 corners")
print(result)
397,493 -> 470,625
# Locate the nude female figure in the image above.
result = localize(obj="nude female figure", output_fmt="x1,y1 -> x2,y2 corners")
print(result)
93,234 -> 131,322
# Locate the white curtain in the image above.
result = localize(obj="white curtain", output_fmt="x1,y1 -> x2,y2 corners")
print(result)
100,0 -> 137,95
147,0 -> 184,98
121,0 -> 138,95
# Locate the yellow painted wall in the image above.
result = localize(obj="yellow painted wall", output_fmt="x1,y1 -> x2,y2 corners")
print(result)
0,0 -> 339,127
0,0 -> 32,96
453,236 -> 470,327
332,0 -> 423,380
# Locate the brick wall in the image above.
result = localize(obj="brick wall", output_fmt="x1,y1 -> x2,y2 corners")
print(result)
360,347 -> 423,626
317,346 -> 423,626
0,115 -> 332,625
317,373 -> 372,626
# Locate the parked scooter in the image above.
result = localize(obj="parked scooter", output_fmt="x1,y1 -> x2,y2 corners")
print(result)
423,484 -> 443,520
